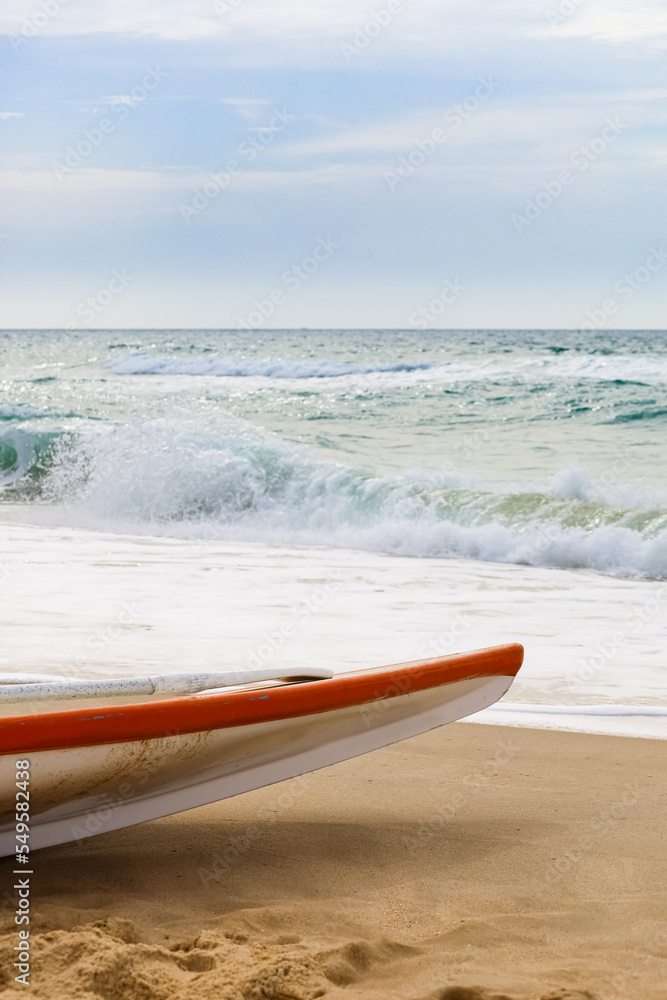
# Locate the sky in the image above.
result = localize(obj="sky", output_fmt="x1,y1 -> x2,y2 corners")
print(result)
0,0 -> 666,330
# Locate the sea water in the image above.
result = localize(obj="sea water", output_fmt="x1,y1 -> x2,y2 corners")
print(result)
1,328 -> 665,737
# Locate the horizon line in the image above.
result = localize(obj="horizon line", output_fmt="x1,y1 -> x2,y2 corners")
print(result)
1,327 -> 665,334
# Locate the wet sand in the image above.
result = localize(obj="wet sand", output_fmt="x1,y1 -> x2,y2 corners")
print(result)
0,723 -> 665,999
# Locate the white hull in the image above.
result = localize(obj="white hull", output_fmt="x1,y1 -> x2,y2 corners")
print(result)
0,673 -> 511,855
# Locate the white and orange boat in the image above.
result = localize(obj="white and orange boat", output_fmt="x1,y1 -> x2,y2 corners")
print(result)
0,643 -> 523,855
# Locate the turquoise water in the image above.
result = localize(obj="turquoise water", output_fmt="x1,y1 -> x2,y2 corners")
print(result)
1,328 -> 666,578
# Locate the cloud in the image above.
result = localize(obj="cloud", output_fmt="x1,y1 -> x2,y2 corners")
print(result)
282,112 -> 451,157
219,98 -> 271,122
280,89 -> 667,164
100,95 -> 138,107
0,164 -> 379,196
2,0 -> 666,331
0,111 -> 25,119
0,168 -> 178,193
1,0 -> 666,59
537,0 -> 667,47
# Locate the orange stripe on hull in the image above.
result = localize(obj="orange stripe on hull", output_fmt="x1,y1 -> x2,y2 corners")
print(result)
0,644 -> 523,755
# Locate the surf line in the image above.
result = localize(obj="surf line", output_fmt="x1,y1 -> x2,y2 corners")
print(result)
13,758 -> 32,986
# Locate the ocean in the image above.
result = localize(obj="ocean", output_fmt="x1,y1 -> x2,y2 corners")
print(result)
1,328 -> 666,737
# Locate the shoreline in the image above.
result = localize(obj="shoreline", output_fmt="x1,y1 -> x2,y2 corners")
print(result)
1,519 -> 666,739
1,722 -> 665,998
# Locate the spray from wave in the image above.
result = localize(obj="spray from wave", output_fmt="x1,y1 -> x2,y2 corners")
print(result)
0,428 -> 63,490
3,418 -> 667,580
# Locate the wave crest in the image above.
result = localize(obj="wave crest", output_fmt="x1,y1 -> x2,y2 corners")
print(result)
107,350 -> 667,387
108,353 -> 432,379
4,419 -> 666,580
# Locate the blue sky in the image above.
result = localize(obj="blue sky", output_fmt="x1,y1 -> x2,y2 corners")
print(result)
1,0 -> 666,329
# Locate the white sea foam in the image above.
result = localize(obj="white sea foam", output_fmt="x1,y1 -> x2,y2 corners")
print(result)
546,353 -> 667,383
0,523 -> 665,738
0,403 -> 49,419
472,700 -> 667,739
4,330 -> 667,741
548,463 -> 667,511
485,702 -> 667,717
108,353 -> 432,379
107,351 -> 667,385
16,418 -> 666,580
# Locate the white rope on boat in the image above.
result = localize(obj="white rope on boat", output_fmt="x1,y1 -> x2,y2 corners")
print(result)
0,666 -> 334,704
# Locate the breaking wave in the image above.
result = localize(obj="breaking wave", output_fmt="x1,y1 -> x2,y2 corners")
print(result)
108,353 -> 433,379
107,351 -> 667,386
3,418 -> 667,580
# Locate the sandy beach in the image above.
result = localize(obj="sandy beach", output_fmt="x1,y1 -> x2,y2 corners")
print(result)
4,5 -> 667,996
1,722 -> 664,999
0,523 -> 665,997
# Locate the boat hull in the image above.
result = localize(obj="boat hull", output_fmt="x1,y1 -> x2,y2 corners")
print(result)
0,645 -> 522,854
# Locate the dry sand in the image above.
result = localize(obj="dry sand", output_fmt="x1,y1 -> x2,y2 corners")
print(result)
0,723 -> 665,1000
